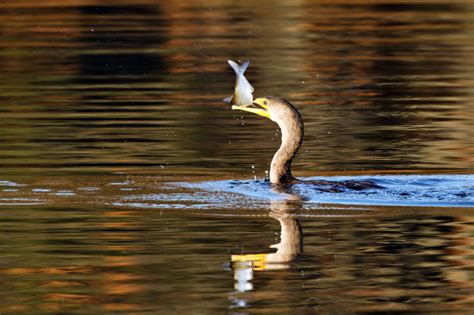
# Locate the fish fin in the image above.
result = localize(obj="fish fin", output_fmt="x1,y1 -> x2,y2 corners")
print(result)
223,95 -> 233,103
227,60 -> 250,74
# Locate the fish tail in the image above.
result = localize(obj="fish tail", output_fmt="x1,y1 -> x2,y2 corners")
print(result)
228,60 -> 250,74
240,60 -> 250,73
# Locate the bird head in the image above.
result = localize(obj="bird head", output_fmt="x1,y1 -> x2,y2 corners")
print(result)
232,96 -> 302,129
231,97 -> 270,119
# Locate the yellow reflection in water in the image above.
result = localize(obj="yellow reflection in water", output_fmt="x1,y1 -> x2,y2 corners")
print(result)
232,193 -> 303,291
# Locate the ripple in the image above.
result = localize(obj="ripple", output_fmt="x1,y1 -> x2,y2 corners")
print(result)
0,197 -> 43,205
183,175 -> 474,208
0,180 -> 26,187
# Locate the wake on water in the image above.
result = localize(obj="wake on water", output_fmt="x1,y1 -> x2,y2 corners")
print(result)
187,174 -> 474,208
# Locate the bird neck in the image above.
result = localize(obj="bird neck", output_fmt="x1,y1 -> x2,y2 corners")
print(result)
270,118 -> 303,185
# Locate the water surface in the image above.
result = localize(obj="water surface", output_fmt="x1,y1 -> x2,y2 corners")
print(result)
1,1 -> 474,313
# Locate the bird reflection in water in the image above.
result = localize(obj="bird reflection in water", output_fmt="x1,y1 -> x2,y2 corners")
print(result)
231,192 -> 303,292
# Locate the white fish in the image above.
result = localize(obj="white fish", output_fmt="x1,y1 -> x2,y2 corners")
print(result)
223,60 -> 254,106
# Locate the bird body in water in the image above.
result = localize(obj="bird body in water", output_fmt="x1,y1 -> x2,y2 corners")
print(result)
233,96 -> 381,190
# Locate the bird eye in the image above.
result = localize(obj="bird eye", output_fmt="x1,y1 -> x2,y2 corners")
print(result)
263,100 -> 268,105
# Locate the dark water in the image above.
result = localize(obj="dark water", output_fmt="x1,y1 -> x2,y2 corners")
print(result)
1,1 -> 474,313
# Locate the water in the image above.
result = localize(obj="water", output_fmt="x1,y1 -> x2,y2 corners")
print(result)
1,1 -> 474,313
188,175 -> 474,207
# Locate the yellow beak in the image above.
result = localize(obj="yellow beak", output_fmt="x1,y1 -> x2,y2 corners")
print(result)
231,97 -> 270,119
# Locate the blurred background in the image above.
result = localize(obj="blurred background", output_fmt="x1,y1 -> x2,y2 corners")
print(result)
1,2 -> 474,314
0,0 -> 473,180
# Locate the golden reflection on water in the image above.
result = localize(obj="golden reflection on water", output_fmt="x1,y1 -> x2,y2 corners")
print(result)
0,199 -> 473,313
0,0 -> 473,178
227,213 -> 474,313
1,0 -> 474,313
233,203 -> 302,271
227,187 -> 474,311
232,198 -> 303,292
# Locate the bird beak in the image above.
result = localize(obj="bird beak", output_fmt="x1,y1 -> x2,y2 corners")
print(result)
231,98 -> 270,119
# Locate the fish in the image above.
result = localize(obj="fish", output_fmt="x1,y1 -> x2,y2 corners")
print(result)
223,60 -> 254,106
